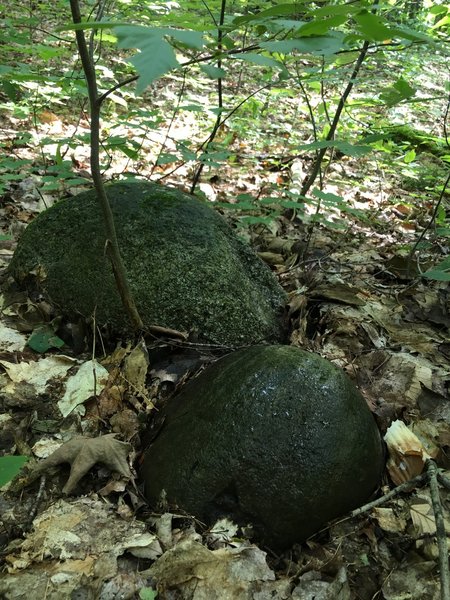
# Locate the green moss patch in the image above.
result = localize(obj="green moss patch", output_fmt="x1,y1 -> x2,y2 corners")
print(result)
142,345 -> 385,549
9,181 -> 286,345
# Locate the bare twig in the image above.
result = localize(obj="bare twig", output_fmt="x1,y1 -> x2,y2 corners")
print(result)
191,0 -> 227,193
24,474 -> 46,532
408,170 -> 450,270
349,473 -> 428,518
299,40 -> 371,199
427,460 -> 450,600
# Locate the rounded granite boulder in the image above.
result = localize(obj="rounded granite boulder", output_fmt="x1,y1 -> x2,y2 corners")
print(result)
142,345 -> 384,549
8,181 -> 286,345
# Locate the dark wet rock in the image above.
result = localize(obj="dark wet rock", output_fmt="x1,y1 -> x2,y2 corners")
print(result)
9,181 -> 286,345
142,345 -> 384,549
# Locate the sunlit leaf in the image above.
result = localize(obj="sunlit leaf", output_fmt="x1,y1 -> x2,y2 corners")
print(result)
354,11 -> 395,41
116,26 -> 178,92
114,25 -> 204,92
404,149 -> 416,163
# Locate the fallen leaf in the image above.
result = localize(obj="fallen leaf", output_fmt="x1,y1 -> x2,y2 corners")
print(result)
410,495 -> 436,535
30,434 -> 132,494
2,497 -> 161,597
58,359 -> 109,417
0,355 -> 76,397
384,420 -> 430,484
147,538 -> 289,599
0,323 -> 27,352
123,340 -> 149,397
372,507 -> 407,533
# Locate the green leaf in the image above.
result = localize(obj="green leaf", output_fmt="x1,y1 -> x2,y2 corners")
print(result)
432,14 -> 450,29
429,5 -> 448,15
162,28 -> 204,49
0,81 -> 21,102
104,136 -> 139,159
333,141 -> 372,157
156,153 -> 178,165
232,52 -> 287,72
423,257 -> 450,281
380,77 -> 416,107
296,15 -> 347,36
404,149 -> 416,163
200,65 -> 226,79
179,145 -> 197,161
310,5 -> 359,17
179,104 -> 205,112
233,3 -> 308,26
139,587 -> 158,600
115,25 -> 204,92
261,33 -> 345,56
353,12 -> 433,43
313,189 -> 344,203
57,20 -> 128,32
354,11 -> 395,42
0,455 -> 29,487
389,25 -> 433,43
28,325 -> 65,353
115,26 -> 179,92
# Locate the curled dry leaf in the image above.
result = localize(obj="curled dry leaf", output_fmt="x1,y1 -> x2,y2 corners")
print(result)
384,420 -> 431,485
30,434 -> 132,494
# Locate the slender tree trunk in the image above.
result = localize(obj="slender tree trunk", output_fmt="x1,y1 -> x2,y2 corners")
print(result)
300,40 -> 370,198
69,0 -> 143,331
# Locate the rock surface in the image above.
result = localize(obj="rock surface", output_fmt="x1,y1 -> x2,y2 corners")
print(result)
142,345 -> 384,549
9,181 -> 286,345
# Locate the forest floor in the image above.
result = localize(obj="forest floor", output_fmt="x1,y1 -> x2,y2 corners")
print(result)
0,50 -> 449,600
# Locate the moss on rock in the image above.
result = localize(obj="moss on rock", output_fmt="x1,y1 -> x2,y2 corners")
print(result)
142,345 -> 385,549
9,181 -> 286,345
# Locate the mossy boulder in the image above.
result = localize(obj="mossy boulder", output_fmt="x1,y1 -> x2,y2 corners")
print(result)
9,182 -> 286,345
142,345 -> 384,549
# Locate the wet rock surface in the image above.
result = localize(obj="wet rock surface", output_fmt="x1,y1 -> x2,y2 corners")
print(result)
9,181 -> 286,345
142,345 -> 384,549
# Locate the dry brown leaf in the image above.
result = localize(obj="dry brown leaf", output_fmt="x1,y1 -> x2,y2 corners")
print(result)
30,434 -> 132,494
123,339 -> 149,397
384,420 -> 430,485
147,538 -> 289,600
372,507 -> 407,533
2,498 -> 160,598
410,496 -> 436,535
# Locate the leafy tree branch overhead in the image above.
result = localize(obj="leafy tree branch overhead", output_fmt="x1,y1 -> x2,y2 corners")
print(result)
0,1 -> 449,599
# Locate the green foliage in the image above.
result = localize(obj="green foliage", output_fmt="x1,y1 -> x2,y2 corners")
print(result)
423,258 -> 450,282
0,0 -> 448,267
139,587 -> 157,600
28,325 -> 65,353
0,455 -> 29,487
